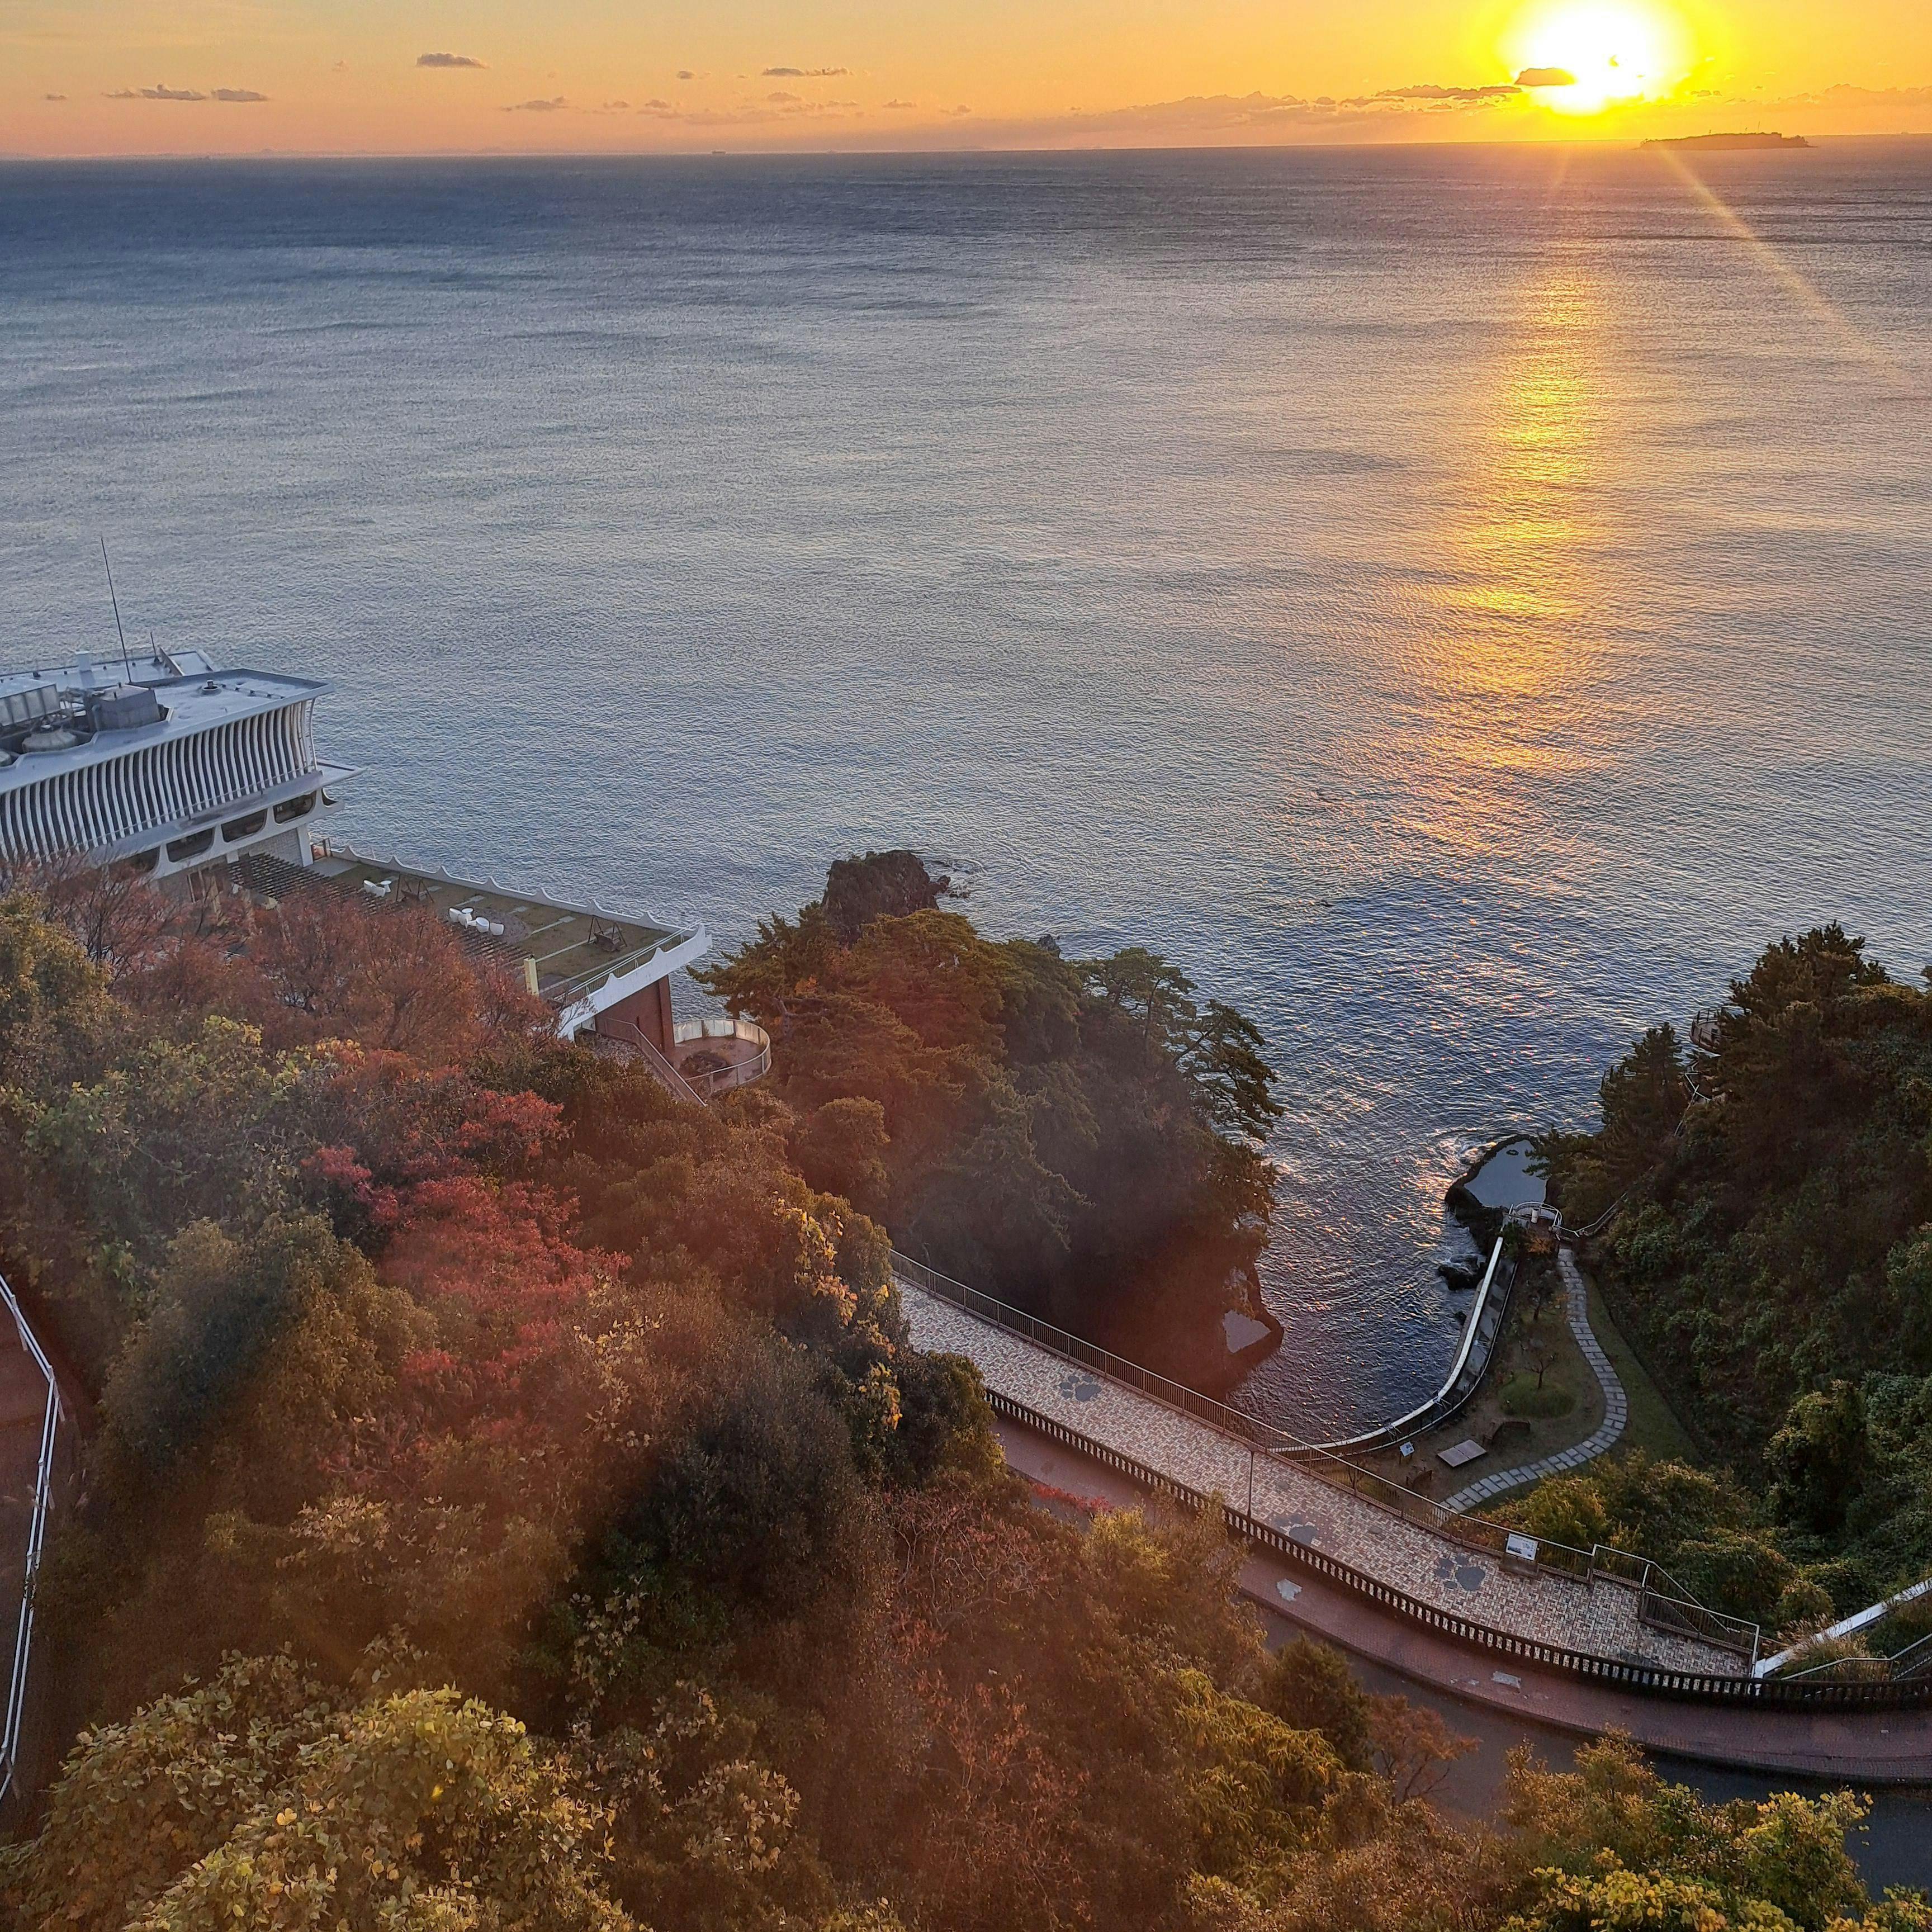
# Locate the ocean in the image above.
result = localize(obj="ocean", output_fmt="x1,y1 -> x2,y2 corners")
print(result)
3,143 -> 1929,1436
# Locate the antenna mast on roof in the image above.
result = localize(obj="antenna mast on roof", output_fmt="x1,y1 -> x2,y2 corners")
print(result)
100,538 -> 134,680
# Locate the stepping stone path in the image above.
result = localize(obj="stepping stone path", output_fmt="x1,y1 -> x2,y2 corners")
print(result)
897,1273 -> 1740,1676
1447,1249 -> 1628,1512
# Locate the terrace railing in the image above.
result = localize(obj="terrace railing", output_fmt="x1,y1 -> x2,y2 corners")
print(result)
591,1018 -> 709,1108
669,1017 -> 773,1099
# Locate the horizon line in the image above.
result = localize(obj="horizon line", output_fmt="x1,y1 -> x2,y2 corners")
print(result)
5,128 -> 1930,165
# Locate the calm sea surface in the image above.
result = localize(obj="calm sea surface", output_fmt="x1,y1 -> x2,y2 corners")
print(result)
3,145 -> 1930,1434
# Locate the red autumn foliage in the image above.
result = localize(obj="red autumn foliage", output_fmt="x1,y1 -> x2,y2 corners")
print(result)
380,1174 -> 627,1439
300,1045 -> 564,1231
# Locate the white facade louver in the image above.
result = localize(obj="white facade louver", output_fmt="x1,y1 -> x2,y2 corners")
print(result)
0,654 -> 353,883
0,701 -> 318,863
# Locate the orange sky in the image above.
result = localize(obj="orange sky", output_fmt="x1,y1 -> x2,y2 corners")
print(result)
5,0 -> 1931,155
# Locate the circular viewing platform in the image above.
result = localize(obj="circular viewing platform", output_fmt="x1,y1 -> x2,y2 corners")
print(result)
667,1016 -> 772,1098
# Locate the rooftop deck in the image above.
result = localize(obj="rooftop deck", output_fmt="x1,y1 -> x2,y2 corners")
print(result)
307,848 -> 695,1005
242,846 -> 709,1034
0,657 -> 327,793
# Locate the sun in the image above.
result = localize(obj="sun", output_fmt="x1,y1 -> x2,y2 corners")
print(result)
1502,0 -> 1696,114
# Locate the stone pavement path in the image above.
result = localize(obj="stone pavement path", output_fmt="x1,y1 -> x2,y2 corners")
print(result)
898,1277 -> 1739,1676
1447,1248 -> 1627,1512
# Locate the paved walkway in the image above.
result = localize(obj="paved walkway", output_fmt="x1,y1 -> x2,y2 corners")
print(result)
996,1413 -> 1932,1782
899,1278 -> 1742,1677
1448,1248 -> 1628,1511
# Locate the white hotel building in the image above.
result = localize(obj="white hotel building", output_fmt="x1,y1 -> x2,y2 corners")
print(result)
0,646 -> 347,883
0,646 -> 754,1080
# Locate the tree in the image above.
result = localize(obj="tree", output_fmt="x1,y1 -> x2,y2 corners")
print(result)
623,1338 -> 868,1622
1259,1637 -> 1374,1772
1767,1382 -> 1871,1537
1595,1025 -> 1689,1193
795,1096 -> 893,1215
1182,1000 -> 1284,1143
1082,946 -> 1199,1064
251,890 -> 549,1064
1499,1734 -> 1884,1932
0,1654 -> 635,1932
0,889 -> 108,1077
0,851 -> 173,976
1367,1695 -> 1472,1803
1169,1667 -> 1339,1884
694,868 -> 1281,1382
99,1213 -> 364,1473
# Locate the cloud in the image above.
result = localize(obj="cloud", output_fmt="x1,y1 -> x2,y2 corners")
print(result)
802,86 -> 1546,149
1802,80 -> 1932,105
107,84 -> 205,101
599,100 -> 629,111
1514,66 -> 1576,87
762,65 -> 847,78
504,96 -> 567,112
210,88 -> 268,102
882,98 -> 916,109
44,92 -> 66,101
676,70 -> 695,80
1377,82 -> 1518,102
417,52 -> 485,69
631,93 -> 877,127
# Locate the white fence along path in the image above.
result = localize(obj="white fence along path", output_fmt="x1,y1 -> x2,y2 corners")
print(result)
1447,1248 -> 1627,1512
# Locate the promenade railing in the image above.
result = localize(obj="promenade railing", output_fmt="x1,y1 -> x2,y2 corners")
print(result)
892,1248 -> 1761,1663
1315,1233 -> 1515,1456
978,1387 -> 1926,1712
0,1272 -> 62,1803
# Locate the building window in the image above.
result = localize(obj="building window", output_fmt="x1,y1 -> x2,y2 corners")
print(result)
165,828 -> 216,863
222,809 -> 267,843
273,792 -> 316,825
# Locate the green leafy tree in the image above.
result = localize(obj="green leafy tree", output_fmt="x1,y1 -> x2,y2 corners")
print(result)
1767,1382 -> 1872,1537
1259,1636 -> 1374,1772
0,1654 -> 633,1932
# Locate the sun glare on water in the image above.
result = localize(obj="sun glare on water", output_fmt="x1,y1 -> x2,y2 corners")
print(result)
1503,0 -> 1696,113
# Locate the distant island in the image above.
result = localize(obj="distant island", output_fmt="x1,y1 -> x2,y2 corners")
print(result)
1641,131 -> 1811,150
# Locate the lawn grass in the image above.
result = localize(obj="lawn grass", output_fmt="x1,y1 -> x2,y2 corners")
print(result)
1358,1254 -> 1604,1495
1584,1277 -> 1701,1465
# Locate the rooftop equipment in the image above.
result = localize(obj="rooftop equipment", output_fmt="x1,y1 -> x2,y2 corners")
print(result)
0,684 -> 61,734
89,684 -> 164,733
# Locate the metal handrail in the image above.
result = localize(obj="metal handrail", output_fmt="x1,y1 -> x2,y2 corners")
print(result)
0,1272 -> 61,1802
1754,1571 -> 1932,1679
1318,1234 -> 1508,1455
590,1017 -> 772,1104
591,1018 -> 709,1108
891,1247 -> 1759,1655
668,1016 -> 773,1098
982,1387 -> 1921,1711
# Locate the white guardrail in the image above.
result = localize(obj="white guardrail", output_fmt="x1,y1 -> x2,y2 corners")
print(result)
0,1272 -> 61,1803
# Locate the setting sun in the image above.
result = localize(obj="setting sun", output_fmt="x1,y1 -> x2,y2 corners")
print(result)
1504,0 -> 1698,112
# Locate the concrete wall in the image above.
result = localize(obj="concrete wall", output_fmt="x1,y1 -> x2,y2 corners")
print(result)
598,975 -> 674,1052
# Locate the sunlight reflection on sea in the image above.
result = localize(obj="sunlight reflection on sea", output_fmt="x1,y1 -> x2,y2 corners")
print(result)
2,143 -> 1929,1434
